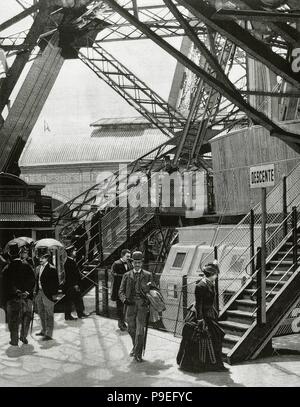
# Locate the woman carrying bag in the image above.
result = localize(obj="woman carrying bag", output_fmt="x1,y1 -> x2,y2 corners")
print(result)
177,262 -> 228,372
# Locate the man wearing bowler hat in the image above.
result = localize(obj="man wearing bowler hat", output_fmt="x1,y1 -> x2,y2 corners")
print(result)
35,254 -> 59,340
119,251 -> 154,362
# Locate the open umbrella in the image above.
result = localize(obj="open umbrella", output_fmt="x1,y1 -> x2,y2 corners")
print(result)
35,238 -> 64,249
4,237 -> 34,253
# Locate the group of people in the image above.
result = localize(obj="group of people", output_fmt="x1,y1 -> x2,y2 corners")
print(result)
110,249 -> 227,371
0,242 -> 88,347
0,237 -> 227,372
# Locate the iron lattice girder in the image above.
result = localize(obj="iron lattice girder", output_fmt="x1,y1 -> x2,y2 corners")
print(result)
0,2 -> 49,114
95,2 -> 206,42
0,2 -> 40,32
77,42 -> 186,139
213,9 -> 300,23
101,0 -> 300,146
174,35 -> 237,163
163,0 -> 236,94
240,0 -> 300,46
177,0 -> 300,89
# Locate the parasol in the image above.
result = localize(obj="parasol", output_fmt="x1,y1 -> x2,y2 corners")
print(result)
4,237 -> 35,253
35,238 -> 65,249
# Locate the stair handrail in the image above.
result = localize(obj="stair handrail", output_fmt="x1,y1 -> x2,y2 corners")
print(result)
58,166 -> 164,244
250,248 -> 300,311
53,134 -> 178,223
219,206 -> 300,316
200,160 -> 300,269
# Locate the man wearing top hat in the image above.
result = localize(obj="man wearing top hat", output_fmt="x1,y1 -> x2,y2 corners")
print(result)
63,245 -> 88,320
35,254 -> 59,340
2,243 -> 35,346
119,251 -> 154,362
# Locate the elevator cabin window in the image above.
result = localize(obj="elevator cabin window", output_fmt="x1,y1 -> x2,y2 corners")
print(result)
172,252 -> 186,268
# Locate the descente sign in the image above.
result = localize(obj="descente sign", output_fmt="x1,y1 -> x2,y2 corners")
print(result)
250,164 -> 275,189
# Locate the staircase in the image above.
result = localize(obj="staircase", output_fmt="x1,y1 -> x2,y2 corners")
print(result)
77,43 -> 187,140
78,205 -> 158,298
220,209 -> 300,364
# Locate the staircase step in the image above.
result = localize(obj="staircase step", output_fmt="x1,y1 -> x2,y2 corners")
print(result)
266,270 -> 293,281
269,260 -> 294,271
243,289 -> 276,300
219,320 -> 249,336
235,299 -> 257,312
226,309 -> 254,325
223,333 -> 240,349
276,251 -> 294,258
222,346 -> 232,357
265,279 -> 286,288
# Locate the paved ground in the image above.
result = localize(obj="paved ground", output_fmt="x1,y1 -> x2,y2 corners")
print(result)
0,310 -> 300,387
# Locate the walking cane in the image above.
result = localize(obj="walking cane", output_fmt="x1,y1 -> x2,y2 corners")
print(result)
30,294 -> 36,336
143,309 -> 150,356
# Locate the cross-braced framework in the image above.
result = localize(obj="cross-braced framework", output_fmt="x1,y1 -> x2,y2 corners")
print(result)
0,0 -> 300,172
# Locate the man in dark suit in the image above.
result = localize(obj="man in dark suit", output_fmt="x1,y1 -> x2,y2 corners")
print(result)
119,251 -> 154,362
35,254 -> 59,341
111,249 -> 131,331
88,205 -> 104,261
63,246 -> 88,320
2,243 -> 35,346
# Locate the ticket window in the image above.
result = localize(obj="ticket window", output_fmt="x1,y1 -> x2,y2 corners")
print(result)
172,252 -> 186,269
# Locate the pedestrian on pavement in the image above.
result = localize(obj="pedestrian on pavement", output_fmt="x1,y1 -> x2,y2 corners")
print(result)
63,246 -> 88,320
35,254 -> 59,341
111,249 -> 132,331
119,251 -> 154,362
2,243 -> 35,346
176,262 -> 228,372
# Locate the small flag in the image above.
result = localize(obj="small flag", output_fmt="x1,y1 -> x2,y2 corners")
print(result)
44,120 -> 51,133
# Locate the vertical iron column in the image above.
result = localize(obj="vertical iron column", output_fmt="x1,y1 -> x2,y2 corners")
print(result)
257,188 -> 267,325
292,206 -> 298,273
95,268 -> 100,315
283,176 -> 288,235
250,209 -> 255,275
182,275 -> 188,320
214,246 -> 219,312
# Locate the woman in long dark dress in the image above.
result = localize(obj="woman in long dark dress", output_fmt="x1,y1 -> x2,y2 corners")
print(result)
177,262 -> 228,372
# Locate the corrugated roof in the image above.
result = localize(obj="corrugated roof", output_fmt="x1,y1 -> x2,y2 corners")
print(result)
19,126 -> 168,167
90,116 -> 153,127
0,214 -> 45,222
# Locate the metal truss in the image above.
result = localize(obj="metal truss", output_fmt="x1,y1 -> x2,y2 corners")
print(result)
100,0 -> 300,151
77,40 -> 187,139
92,0 -> 207,42
176,0 -> 300,89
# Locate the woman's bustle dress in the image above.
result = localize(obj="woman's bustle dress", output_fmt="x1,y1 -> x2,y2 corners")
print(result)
176,277 -> 225,372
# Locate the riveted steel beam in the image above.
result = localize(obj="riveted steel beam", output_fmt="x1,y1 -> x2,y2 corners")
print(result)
102,0 -> 300,147
177,0 -> 300,89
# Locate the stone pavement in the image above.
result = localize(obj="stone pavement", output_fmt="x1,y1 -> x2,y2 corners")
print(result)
0,313 -> 300,387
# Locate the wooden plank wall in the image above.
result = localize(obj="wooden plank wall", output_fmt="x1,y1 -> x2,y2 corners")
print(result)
0,35 -> 64,171
211,125 -> 300,215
